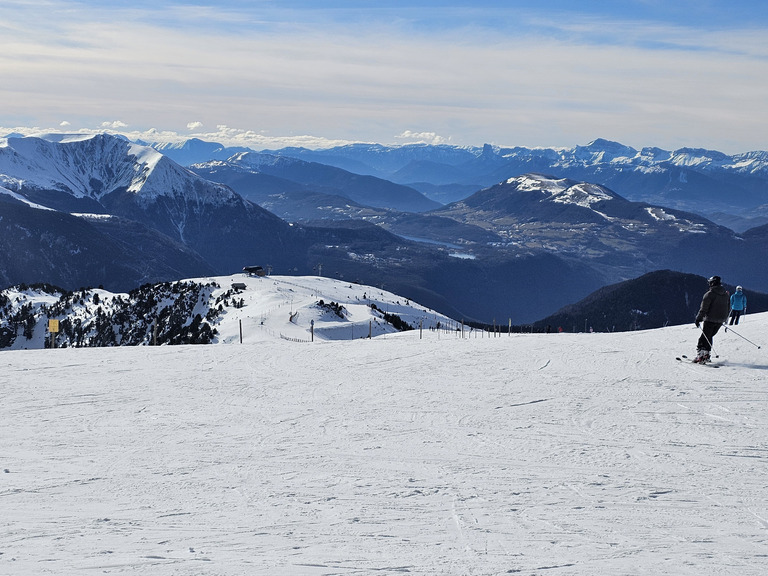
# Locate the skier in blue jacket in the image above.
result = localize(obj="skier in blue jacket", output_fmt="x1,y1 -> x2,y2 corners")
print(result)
729,285 -> 747,325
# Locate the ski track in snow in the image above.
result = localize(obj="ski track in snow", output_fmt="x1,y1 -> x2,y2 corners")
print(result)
1,318 -> 768,574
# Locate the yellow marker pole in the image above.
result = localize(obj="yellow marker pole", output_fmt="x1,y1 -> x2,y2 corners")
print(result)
48,319 -> 59,348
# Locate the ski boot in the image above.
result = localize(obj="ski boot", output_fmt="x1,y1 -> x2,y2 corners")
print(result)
693,350 -> 711,364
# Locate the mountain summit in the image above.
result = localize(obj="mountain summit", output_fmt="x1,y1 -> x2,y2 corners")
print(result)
0,133 -> 240,217
0,133 -> 295,276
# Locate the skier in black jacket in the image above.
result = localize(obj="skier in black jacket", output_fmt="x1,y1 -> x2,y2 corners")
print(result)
694,275 -> 730,363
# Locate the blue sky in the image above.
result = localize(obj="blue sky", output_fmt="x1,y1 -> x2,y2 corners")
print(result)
2,0 -> 767,152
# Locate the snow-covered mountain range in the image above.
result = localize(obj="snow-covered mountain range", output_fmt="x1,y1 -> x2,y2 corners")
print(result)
257,137 -> 768,187
256,138 -> 768,223
3,132 -> 768,325
0,133 -> 604,323
151,136 -> 768,229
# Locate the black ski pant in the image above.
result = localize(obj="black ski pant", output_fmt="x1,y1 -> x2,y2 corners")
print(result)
697,321 -> 722,352
729,309 -> 743,325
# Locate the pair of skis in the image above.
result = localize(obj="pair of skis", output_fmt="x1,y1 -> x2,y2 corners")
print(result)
679,326 -> 721,367
676,354 -> 721,368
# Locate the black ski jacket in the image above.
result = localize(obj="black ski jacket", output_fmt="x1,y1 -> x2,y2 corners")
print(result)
696,285 -> 730,324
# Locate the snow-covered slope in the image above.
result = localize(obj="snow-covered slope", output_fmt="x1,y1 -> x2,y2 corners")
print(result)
0,133 -> 238,208
512,173 -> 618,207
0,274 -> 455,349
2,309 -> 767,574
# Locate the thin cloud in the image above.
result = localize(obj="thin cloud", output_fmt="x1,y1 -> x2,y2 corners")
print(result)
0,124 -> 358,150
101,120 -> 128,129
396,131 -> 450,145
0,2 -> 766,153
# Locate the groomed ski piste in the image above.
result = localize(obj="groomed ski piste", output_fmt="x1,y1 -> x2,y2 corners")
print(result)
2,278 -> 768,575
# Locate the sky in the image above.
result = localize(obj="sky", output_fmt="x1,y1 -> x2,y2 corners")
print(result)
1,0 -> 768,152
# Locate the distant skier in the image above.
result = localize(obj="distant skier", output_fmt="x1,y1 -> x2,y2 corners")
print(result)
728,285 -> 747,325
694,275 -> 730,363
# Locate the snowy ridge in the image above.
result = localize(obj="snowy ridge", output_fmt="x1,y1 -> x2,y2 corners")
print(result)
0,184 -> 55,211
189,150 -> 308,175
2,305 -> 768,573
0,134 -> 140,198
506,174 -> 616,208
499,138 -> 768,176
0,133 -> 237,207
510,173 -> 569,192
128,154 -> 238,207
124,142 -> 164,193
0,274 -> 455,349
509,174 -> 617,207
227,150 -> 291,170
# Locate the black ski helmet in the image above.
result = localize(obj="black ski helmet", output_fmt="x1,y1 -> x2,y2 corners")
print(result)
708,275 -> 721,286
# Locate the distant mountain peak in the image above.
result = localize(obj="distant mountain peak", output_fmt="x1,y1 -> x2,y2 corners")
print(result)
506,173 -> 616,207
227,150 -> 296,170
585,138 -> 631,150
0,132 -> 237,207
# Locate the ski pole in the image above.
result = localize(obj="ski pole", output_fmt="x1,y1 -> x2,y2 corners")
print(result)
723,324 -> 762,349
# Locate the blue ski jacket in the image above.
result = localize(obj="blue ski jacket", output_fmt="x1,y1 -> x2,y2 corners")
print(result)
730,290 -> 747,311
